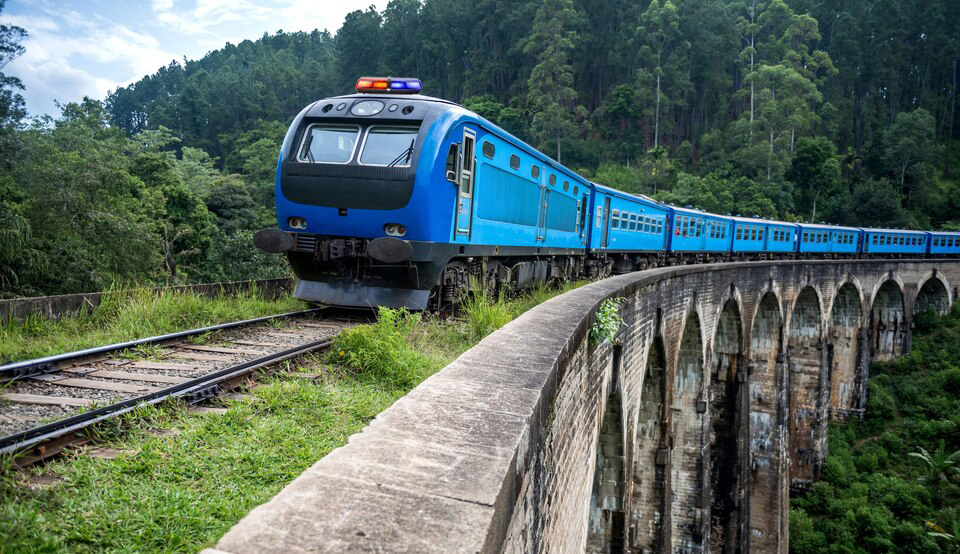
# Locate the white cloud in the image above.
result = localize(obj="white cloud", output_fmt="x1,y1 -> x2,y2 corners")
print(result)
4,10 -> 176,116
4,0 -> 390,117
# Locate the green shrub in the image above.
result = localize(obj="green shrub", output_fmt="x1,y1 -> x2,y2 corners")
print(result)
329,307 -> 428,389
590,297 -> 625,346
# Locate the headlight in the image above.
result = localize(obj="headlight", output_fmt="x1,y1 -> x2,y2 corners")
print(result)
384,223 -> 406,237
288,216 -> 307,230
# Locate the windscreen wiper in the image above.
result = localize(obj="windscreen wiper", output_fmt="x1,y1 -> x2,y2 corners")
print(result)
387,139 -> 415,167
303,133 -> 316,163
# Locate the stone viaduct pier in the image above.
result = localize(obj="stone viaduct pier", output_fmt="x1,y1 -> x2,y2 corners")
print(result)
204,260 -> 958,554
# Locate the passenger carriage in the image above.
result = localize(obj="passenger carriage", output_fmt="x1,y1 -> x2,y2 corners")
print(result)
731,217 -> 796,260
666,207 -> 732,263
590,186 -> 670,272
927,231 -> 960,257
861,228 -> 928,257
796,224 -> 861,258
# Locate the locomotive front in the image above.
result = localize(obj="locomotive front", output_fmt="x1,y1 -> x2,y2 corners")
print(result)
254,77 -> 463,309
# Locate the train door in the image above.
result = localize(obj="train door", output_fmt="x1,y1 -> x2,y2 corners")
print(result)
536,187 -> 549,241
579,194 -> 589,245
601,197 -> 611,248
454,129 -> 476,237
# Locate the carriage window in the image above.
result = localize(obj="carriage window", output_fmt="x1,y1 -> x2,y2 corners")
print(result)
360,127 -> 419,166
573,186 -> 578,195
758,229 -> 764,241
550,174 -> 557,186
736,227 -> 742,240
696,220 -> 703,237
872,235 -> 878,245
563,180 -> 570,192
298,124 -> 360,163
750,228 -> 756,241
629,214 -> 637,231
532,165 -> 540,178
482,141 -> 495,159
612,210 -> 620,229
509,154 -> 520,169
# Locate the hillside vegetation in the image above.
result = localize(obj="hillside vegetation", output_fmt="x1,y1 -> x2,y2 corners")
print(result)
791,306 -> 960,553
0,0 -> 958,297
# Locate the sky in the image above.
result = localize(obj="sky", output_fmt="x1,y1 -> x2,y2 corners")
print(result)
3,0 -> 390,117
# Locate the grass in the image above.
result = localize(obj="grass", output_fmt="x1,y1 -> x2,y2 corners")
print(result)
0,286 -> 307,364
0,375 -> 401,553
0,281 -> 587,552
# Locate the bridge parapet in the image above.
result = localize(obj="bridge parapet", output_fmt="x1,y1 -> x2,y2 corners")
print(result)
204,260 -> 958,554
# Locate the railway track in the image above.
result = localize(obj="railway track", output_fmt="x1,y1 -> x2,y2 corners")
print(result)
0,307 -> 364,466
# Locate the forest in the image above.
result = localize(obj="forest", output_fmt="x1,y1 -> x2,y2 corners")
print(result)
791,306 -> 960,553
0,0 -> 958,297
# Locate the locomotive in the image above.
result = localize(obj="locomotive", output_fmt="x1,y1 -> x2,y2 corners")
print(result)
253,77 -> 960,310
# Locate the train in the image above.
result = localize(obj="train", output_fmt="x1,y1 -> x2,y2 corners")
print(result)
253,77 -> 960,310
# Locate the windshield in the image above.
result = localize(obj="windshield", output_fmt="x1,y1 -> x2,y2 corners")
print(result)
360,127 -> 419,167
298,125 -> 360,163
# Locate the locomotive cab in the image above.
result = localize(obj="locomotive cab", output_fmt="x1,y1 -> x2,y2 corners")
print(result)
255,77 -> 469,309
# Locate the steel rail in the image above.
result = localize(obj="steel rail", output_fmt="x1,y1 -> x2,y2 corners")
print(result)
0,336 -> 334,456
0,307 -> 328,381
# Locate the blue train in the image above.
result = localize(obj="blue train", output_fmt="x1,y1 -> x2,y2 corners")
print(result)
253,77 -> 960,309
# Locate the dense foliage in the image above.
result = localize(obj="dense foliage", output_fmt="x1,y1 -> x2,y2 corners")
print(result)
791,305 -> 960,553
1,0 -> 959,297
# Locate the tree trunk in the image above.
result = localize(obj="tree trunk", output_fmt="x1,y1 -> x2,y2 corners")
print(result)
654,72 -> 662,149
768,128 -> 774,181
900,160 -> 908,193
947,59 -> 957,178
810,188 -> 820,223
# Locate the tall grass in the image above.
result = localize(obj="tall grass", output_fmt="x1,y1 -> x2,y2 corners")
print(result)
0,285 -> 305,364
461,288 -> 513,341
329,307 -> 433,388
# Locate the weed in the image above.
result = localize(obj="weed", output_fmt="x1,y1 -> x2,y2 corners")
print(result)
590,297 -> 625,346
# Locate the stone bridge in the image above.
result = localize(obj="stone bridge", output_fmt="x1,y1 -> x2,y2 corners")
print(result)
204,260 -> 958,554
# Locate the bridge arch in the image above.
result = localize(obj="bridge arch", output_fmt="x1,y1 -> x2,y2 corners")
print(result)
746,290 -> 785,552
914,274 -> 951,316
786,286 -> 824,491
708,296 -> 746,553
629,335 -> 668,552
870,279 -> 906,361
671,307 -> 707,553
828,281 -> 866,420
586,366 -> 627,553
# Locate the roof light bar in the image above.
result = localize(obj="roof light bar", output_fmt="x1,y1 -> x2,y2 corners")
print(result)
355,77 -> 422,94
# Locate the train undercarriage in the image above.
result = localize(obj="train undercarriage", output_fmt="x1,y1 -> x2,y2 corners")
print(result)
267,231 -> 922,311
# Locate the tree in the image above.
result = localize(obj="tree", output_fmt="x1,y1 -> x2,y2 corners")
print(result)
879,109 -> 939,202
524,0 -> 582,162
908,440 -> 960,504
636,0 -> 689,150
787,136 -> 841,222
0,0 -> 26,168
336,8 -> 384,90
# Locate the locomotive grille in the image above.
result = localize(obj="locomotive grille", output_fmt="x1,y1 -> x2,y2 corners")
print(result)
294,234 -> 318,252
